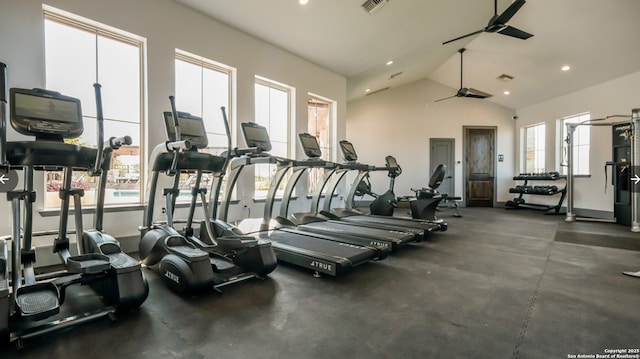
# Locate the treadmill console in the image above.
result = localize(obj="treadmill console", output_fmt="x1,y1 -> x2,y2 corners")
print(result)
10,88 -> 83,140
339,140 -> 358,162
163,111 -> 208,149
241,122 -> 272,153
298,132 -> 322,158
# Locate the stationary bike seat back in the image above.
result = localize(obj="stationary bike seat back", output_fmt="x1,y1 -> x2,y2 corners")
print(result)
417,164 -> 446,199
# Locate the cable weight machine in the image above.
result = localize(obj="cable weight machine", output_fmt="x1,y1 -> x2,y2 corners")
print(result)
563,110 -> 640,230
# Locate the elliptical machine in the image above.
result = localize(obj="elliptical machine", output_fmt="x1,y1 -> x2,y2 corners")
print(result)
0,62 -> 148,347
138,97 -> 276,295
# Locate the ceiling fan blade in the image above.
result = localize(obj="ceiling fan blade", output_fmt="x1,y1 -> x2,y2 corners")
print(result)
442,29 -> 484,45
434,94 -> 458,102
492,0 -> 526,26
497,25 -> 533,40
466,88 -> 493,99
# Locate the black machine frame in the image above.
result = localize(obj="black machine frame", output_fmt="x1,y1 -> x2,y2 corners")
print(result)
0,63 -> 148,348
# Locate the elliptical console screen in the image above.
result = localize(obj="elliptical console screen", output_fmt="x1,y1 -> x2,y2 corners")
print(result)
386,156 -> 398,169
339,140 -> 358,161
10,88 -> 83,139
298,133 -> 322,158
241,122 -> 272,152
163,111 -> 208,149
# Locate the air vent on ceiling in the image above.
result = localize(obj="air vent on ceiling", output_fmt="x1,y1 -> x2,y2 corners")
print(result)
389,71 -> 403,80
365,87 -> 391,96
497,74 -> 514,82
362,0 -> 389,15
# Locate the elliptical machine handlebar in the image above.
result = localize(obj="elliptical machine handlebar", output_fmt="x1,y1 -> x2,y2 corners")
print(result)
219,106 -> 233,173
165,140 -> 191,152
0,62 -> 6,102
91,83 -> 105,177
107,135 -> 132,150
0,62 -> 7,171
167,95 -> 187,176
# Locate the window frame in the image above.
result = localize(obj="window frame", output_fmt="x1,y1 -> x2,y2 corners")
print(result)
306,94 -> 336,196
43,7 -> 146,208
559,112 -> 591,176
253,76 -> 294,200
522,123 -> 546,174
174,49 -> 235,203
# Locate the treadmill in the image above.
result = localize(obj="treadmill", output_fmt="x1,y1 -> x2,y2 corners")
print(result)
320,140 -> 445,235
213,122 -> 385,277
305,142 -> 427,241
275,132 -> 419,252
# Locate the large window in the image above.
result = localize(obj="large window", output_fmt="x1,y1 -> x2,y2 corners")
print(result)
523,123 -> 545,173
254,77 -> 293,199
560,113 -> 591,175
44,8 -> 144,208
307,95 -> 334,195
174,51 -> 233,202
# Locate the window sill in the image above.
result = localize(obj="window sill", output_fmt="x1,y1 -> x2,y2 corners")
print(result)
38,200 -> 240,217
252,197 -> 296,204
39,203 -> 146,217
305,194 -> 337,199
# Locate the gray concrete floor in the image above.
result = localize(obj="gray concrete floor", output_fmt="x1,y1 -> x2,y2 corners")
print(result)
2,207 -> 639,358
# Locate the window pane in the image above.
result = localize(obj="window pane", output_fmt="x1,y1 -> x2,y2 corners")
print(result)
524,123 -> 545,173
44,13 -> 143,207
202,67 -> 229,137
175,53 -> 233,203
254,79 -> 292,199
45,19 -> 96,114
97,35 -> 140,122
307,97 -> 333,195
560,113 -> 590,175
175,59 -> 203,116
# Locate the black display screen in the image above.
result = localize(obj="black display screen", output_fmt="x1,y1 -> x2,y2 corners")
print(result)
339,140 -> 358,161
10,88 -> 84,139
164,111 -> 208,149
14,92 -> 81,123
386,156 -> 398,168
241,122 -> 272,152
299,133 -> 322,158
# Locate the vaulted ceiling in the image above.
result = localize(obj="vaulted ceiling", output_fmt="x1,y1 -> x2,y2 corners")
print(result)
175,0 -> 640,109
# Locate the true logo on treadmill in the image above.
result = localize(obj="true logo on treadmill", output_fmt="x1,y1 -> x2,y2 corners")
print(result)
164,270 -> 180,284
370,241 -> 389,248
310,261 -> 332,271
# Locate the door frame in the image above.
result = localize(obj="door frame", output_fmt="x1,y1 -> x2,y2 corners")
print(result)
463,126 -> 497,207
429,138 -> 455,196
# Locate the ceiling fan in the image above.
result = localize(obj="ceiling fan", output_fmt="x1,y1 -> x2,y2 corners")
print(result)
435,48 -> 492,102
442,0 -> 533,45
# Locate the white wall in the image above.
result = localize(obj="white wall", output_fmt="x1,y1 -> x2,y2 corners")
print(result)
0,0 -> 347,264
515,70 -> 640,215
346,78 -> 516,203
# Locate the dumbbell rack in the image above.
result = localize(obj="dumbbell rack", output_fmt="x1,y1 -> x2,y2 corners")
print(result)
506,173 -> 567,213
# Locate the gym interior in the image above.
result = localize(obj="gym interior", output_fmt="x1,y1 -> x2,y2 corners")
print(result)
0,1 -> 639,358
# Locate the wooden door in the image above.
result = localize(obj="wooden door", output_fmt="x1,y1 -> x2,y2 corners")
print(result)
465,127 -> 495,207
430,138 -> 455,195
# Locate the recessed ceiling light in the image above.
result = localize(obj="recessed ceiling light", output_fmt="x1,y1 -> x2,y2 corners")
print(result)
386,60 -> 394,66
299,0 -> 309,5
365,88 -> 371,93
561,65 -> 571,71
503,91 -> 510,95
